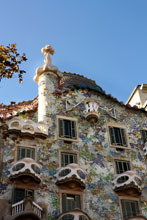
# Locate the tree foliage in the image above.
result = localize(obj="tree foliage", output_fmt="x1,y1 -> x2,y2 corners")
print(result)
0,44 -> 27,83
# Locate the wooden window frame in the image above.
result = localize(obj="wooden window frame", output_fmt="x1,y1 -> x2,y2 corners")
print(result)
59,150 -> 79,168
60,190 -> 82,213
15,145 -> 37,162
57,116 -> 78,142
141,129 -> 147,145
12,186 -> 35,204
119,196 -> 141,220
107,123 -> 130,149
113,157 -> 132,175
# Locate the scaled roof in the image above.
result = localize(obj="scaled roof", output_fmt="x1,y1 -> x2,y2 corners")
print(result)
0,72 -> 146,120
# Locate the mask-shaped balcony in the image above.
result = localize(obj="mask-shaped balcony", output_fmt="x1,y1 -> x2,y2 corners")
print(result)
126,216 -> 146,220
8,158 -> 42,183
85,101 -> 99,123
112,171 -> 142,194
143,142 -> 147,156
6,196 -> 45,220
7,118 -> 48,138
57,210 -> 91,220
55,164 -> 86,189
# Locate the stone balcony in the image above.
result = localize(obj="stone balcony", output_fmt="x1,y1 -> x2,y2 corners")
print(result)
112,171 -> 142,194
57,209 -> 91,220
126,216 -> 146,220
7,117 -> 48,138
85,101 -> 99,123
55,163 -> 86,189
5,196 -> 46,220
8,158 -> 42,183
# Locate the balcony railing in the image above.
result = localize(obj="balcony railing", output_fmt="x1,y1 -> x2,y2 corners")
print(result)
11,197 -> 43,219
112,170 -> 142,193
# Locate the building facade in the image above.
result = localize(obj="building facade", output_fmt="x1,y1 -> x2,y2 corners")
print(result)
0,45 -> 147,220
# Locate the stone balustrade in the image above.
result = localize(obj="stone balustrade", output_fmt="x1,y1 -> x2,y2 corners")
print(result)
11,197 -> 43,219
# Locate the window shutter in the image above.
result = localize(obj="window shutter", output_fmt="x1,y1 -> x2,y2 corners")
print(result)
59,119 -> 64,137
17,147 -> 21,160
32,149 -> 35,159
73,154 -> 77,163
71,121 -> 76,139
141,130 -> 147,144
109,127 -> 115,144
75,195 -> 81,209
120,128 -> 127,146
62,193 -> 67,212
121,200 -> 139,219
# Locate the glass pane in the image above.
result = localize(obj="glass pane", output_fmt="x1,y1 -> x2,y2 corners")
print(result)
14,188 -> 25,203
64,120 -> 71,138
21,148 -> 26,159
27,149 -> 31,158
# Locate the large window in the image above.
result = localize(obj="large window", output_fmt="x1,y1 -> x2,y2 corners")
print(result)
109,126 -> 127,147
121,200 -> 140,220
61,152 -> 77,167
13,188 -> 34,203
62,193 -> 81,212
141,130 -> 147,144
58,118 -> 77,140
17,146 -> 35,160
115,160 -> 131,174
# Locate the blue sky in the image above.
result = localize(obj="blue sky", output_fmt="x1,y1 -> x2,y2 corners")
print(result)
0,0 -> 147,105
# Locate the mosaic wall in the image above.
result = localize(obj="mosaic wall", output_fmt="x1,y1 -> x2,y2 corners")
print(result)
0,87 -> 147,220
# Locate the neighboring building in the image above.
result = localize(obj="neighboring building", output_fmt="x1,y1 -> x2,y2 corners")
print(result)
0,45 -> 147,220
126,84 -> 147,111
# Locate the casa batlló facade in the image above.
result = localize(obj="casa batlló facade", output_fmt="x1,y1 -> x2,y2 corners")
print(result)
0,45 -> 147,220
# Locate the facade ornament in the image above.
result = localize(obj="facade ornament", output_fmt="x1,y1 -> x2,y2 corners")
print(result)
34,45 -> 62,82
8,157 -> 42,183
112,170 -> 142,193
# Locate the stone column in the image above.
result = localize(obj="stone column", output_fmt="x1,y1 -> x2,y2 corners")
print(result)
34,45 -> 62,123
38,71 -> 58,122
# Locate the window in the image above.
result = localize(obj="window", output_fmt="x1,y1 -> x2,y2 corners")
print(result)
58,118 -> 77,140
141,130 -> 147,144
62,193 -> 81,212
13,188 -> 34,203
109,126 -> 127,147
17,146 -> 35,160
61,152 -> 77,167
115,160 -> 131,174
121,200 -> 140,220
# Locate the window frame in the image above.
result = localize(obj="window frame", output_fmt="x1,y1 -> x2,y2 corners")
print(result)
107,123 -> 129,149
12,187 -> 35,204
113,157 -> 132,175
57,116 -> 78,142
60,190 -> 82,213
16,145 -> 37,161
119,196 -> 141,220
59,150 -> 79,168
141,129 -> 147,145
